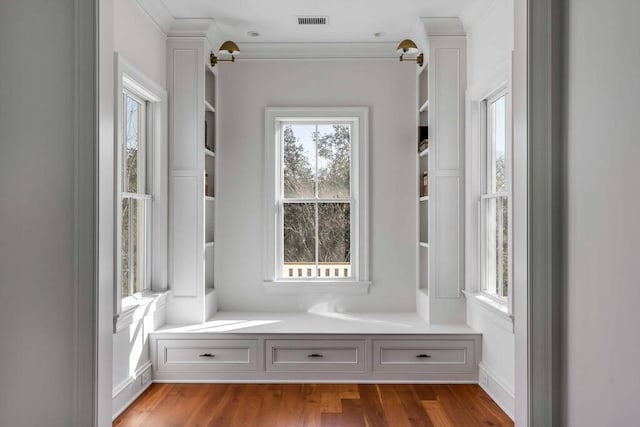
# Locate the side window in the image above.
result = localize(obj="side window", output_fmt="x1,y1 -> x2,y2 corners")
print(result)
481,91 -> 511,301
120,89 -> 152,298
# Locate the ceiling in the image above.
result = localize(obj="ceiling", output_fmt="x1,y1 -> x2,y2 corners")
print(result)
147,0 -> 473,44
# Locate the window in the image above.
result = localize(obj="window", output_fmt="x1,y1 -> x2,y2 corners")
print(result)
481,90 -> 511,302
115,54 -> 168,319
264,108 -> 369,294
120,90 -> 151,298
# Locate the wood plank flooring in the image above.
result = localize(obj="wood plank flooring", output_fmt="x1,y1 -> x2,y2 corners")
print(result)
114,383 -> 513,427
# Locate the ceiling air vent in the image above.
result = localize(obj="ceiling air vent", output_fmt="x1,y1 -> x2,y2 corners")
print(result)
297,16 -> 329,25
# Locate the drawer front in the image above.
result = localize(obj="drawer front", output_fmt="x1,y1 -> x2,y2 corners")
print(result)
373,339 -> 475,373
266,339 -> 366,373
157,339 -> 257,372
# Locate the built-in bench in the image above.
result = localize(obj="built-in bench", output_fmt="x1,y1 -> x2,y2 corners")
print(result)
150,312 -> 482,383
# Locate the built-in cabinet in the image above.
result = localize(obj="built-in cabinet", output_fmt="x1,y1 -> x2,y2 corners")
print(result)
167,36 -> 218,324
156,19 -> 474,385
416,18 -> 467,325
151,313 -> 481,382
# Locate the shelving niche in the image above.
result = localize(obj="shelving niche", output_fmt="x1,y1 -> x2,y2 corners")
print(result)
418,64 -> 430,295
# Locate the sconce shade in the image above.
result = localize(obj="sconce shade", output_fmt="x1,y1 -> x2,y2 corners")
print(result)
396,39 -> 419,54
219,41 -> 240,55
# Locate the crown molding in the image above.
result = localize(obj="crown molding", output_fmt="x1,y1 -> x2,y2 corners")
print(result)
134,0 -> 174,35
459,0 -> 500,36
133,1 -> 415,60
168,18 -> 215,37
234,42 -> 399,60
421,17 -> 466,37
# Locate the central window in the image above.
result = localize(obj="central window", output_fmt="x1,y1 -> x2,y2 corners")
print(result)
281,122 -> 352,279
264,108 -> 369,293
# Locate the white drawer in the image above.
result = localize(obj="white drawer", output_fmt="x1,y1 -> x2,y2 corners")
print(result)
373,339 -> 475,373
265,339 -> 366,373
156,339 -> 257,372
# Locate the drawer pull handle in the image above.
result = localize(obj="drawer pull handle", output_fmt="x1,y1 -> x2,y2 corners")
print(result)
416,354 -> 432,358
307,353 -> 324,358
199,353 -> 215,358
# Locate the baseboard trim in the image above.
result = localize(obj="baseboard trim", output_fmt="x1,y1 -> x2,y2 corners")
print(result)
112,361 -> 153,420
478,362 -> 515,420
153,379 -> 479,384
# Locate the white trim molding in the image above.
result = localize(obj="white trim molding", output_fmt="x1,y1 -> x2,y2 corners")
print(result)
263,281 -> 370,296
111,361 -> 153,420
114,53 -> 169,321
230,42 -> 398,60
464,291 -> 514,332
263,107 -> 370,294
479,362 -> 515,420
113,291 -> 169,332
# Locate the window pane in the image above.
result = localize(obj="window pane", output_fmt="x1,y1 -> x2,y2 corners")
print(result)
132,198 -> 146,294
317,124 -> 351,198
121,197 -> 147,297
124,95 -> 144,193
283,203 -> 316,278
318,203 -> 351,278
485,196 -> 509,297
283,124 -> 316,199
489,95 -> 507,193
121,198 -> 131,298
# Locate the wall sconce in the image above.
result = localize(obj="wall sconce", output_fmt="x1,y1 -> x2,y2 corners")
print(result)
210,41 -> 240,67
397,39 -> 424,67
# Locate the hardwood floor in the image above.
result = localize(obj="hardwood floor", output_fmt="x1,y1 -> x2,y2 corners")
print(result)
114,383 -> 513,427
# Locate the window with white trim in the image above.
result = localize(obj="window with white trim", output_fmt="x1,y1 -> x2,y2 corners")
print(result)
481,90 -> 512,302
120,89 -> 152,298
115,55 -> 168,315
264,108 -> 369,293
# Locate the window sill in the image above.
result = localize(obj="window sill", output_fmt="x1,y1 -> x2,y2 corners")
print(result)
263,281 -> 371,295
463,291 -> 514,333
114,290 -> 169,333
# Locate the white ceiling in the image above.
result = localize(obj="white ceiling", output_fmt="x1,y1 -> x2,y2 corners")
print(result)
152,0 -> 473,43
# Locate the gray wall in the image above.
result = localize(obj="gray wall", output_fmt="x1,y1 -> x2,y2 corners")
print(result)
0,0 -> 95,425
562,0 -> 640,425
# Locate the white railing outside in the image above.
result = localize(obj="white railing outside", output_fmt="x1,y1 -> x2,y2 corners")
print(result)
284,263 -> 351,279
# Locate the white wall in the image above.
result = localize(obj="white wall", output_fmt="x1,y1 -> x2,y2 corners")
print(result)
465,0 -> 514,91
217,60 -> 416,312
110,0 -> 167,417
562,1 -> 640,425
114,0 -> 166,86
461,0 -> 515,417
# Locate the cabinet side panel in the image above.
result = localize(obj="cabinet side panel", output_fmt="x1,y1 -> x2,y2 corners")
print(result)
171,176 -> 199,297
434,175 -> 461,298
434,48 -> 462,171
172,49 -> 199,171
